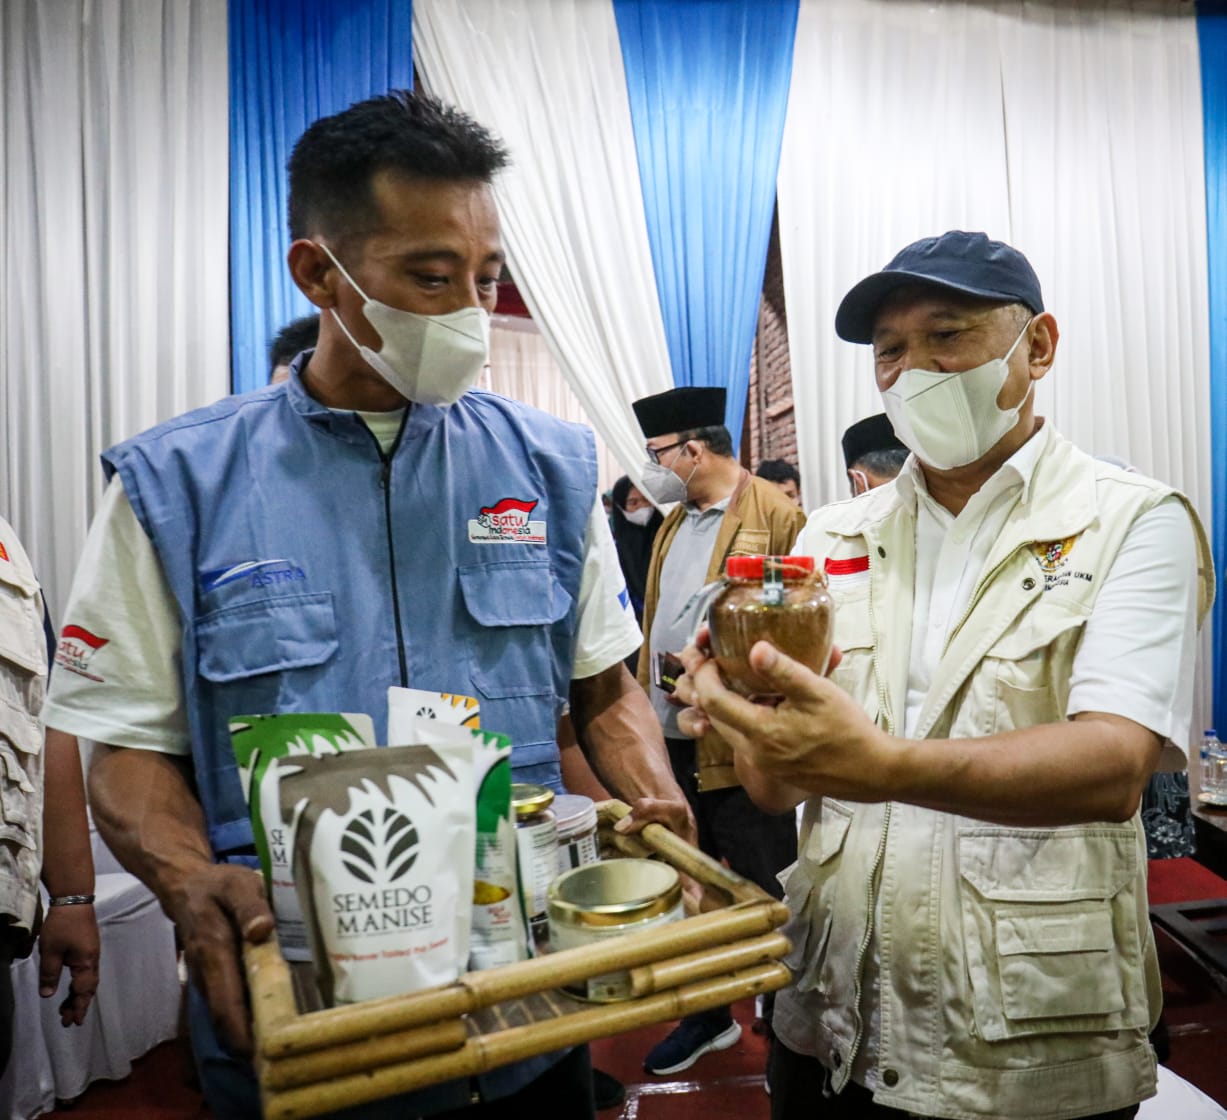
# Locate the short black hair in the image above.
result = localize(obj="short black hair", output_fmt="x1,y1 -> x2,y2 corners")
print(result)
268,313 -> 320,376
679,425 -> 735,459
852,447 -> 909,479
287,90 -> 510,242
755,459 -> 800,486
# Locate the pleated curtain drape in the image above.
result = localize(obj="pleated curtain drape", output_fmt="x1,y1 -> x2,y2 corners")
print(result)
0,0 -> 230,618
1197,0 -> 1227,732
228,0 -> 414,394
612,0 -> 799,452
413,0 -> 674,489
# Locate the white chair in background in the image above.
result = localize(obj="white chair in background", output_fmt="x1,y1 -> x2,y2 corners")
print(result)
0,812 -> 182,1120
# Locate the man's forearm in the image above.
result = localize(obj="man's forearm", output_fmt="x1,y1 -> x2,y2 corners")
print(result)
41,729 -> 94,897
884,713 -> 1161,827
87,745 -> 216,913
570,664 -> 678,804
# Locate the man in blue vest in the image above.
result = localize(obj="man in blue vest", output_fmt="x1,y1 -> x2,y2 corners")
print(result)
42,90 -> 691,1119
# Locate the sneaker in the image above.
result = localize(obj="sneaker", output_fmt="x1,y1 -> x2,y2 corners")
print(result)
643,1018 -> 742,1076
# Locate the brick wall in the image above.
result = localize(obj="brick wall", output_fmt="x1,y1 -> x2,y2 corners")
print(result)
744,210 -> 796,471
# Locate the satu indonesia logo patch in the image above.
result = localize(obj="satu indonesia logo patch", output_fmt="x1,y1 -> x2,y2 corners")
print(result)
468,497 -> 546,545
55,625 -> 109,682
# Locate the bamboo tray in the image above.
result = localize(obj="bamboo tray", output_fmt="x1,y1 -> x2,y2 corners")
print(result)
245,799 -> 792,1119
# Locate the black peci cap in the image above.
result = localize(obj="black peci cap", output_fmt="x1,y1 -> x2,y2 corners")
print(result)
835,231 -> 1044,344
632,387 -> 727,439
842,413 -> 906,470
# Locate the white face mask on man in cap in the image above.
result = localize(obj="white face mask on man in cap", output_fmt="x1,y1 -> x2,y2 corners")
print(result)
881,319 -> 1033,471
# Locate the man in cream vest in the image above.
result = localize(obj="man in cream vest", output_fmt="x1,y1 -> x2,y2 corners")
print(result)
675,231 -> 1215,1120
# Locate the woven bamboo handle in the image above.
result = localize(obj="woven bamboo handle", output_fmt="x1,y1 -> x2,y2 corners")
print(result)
259,900 -> 784,1059
262,1017 -> 469,1091
597,800 -> 767,907
628,931 -> 790,998
261,961 -> 791,1120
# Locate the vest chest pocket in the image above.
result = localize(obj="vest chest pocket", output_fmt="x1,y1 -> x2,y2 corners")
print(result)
195,593 -> 339,684
827,590 -> 879,722
979,606 -> 1089,734
957,826 -> 1147,1041
458,561 -> 571,699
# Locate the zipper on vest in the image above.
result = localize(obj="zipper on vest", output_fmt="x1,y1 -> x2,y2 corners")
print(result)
942,546 -> 1027,658
364,412 -> 411,688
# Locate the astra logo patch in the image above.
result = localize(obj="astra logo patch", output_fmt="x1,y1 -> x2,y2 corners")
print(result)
468,497 -> 547,545
200,560 -> 307,594
56,624 -> 109,682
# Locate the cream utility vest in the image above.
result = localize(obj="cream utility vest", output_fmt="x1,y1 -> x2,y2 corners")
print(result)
775,431 -> 1214,1120
0,514 -> 46,936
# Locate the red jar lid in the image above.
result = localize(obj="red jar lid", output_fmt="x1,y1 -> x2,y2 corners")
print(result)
725,555 -> 815,579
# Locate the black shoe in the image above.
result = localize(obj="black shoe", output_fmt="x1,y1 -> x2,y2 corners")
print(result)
593,1068 -> 626,1110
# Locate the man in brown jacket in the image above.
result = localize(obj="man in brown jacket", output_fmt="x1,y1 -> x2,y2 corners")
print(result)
632,387 -> 807,1076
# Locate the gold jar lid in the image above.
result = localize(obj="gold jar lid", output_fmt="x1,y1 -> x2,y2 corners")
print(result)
511,783 -> 556,818
548,859 -> 681,929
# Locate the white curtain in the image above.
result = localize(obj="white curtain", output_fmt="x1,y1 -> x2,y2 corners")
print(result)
484,317 -> 624,493
778,0 -> 1214,731
0,0 -> 230,619
413,0 -> 673,489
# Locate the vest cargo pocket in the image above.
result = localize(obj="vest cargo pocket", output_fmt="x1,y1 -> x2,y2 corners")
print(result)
788,799 -> 854,993
458,561 -> 571,699
957,826 -> 1146,1041
0,684 -> 40,849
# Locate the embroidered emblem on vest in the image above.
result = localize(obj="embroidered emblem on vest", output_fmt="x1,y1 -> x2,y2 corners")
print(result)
1031,536 -> 1078,574
0,541 -> 8,563
200,560 -> 307,594
56,624 -> 109,682
468,497 -> 546,545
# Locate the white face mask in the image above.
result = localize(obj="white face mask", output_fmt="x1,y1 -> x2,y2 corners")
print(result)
318,243 -> 490,406
620,506 -> 655,527
880,320 -> 1033,471
639,449 -> 697,507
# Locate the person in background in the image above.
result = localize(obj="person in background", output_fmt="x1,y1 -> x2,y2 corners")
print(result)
0,521 -> 98,1077
633,386 -> 808,1077
42,90 -> 692,1120
267,313 -> 320,384
675,231 -> 1213,1120
755,458 -> 802,506
841,412 -> 908,497
609,475 -> 663,655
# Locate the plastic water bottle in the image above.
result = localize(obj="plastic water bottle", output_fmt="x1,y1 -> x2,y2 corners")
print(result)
1201,730 -> 1227,805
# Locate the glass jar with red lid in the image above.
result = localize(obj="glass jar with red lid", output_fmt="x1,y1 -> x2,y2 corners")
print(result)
708,555 -> 835,697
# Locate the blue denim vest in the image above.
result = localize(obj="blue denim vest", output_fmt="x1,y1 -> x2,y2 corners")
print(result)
103,357 -> 595,861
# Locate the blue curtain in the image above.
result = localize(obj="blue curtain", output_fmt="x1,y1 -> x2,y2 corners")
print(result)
1199,2 -> 1227,730
229,0 -> 413,394
613,0 -> 799,453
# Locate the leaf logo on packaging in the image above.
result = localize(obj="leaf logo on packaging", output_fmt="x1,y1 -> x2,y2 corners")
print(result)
339,807 -> 419,884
